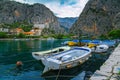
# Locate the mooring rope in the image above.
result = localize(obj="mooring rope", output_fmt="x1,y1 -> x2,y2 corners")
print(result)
55,64 -> 62,80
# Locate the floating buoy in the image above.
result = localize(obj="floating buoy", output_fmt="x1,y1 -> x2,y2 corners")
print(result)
16,61 -> 23,67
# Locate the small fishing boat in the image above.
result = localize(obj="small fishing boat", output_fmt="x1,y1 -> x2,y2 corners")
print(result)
68,41 -> 77,46
61,41 -> 71,45
68,39 -> 80,46
41,47 -> 91,74
88,43 -> 109,53
32,46 -> 71,60
100,40 -> 116,47
91,44 -> 109,53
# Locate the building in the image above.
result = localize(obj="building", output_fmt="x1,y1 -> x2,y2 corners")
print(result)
32,22 -> 49,36
9,28 -> 24,35
23,32 -> 34,36
16,28 -> 24,35
0,27 -> 9,32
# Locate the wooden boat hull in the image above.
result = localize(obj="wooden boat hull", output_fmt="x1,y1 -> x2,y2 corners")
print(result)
32,46 -> 71,60
41,47 -> 92,74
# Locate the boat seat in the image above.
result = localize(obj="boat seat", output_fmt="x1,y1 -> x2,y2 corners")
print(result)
61,55 -> 72,61
59,49 -> 64,52
52,50 -> 58,53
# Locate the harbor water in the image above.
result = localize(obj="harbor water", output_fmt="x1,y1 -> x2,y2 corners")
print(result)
0,39 -> 115,80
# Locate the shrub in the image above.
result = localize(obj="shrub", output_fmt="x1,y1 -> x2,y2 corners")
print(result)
17,33 -> 26,38
0,32 -> 7,38
99,34 -> 108,40
53,34 -> 64,39
108,29 -> 120,39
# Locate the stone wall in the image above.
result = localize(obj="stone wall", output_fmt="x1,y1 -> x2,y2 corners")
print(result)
90,44 -> 120,80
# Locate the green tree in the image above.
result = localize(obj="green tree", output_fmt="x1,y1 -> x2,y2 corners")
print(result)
17,33 -> 25,38
53,34 -> 64,39
10,22 -> 20,28
99,34 -> 108,40
20,24 -> 32,32
0,32 -> 7,38
108,29 -> 120,39
5,22 -> 33,31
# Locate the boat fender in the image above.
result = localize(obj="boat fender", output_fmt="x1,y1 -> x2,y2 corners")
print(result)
90,55 -> 92,57
16,61 -> 23,70
16,61 -> 23,67
79,60 -> 83,64
86,58 -> 89,60
66,64 -> 72,68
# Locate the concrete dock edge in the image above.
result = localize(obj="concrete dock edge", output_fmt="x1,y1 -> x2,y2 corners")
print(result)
90,44 -> 120,80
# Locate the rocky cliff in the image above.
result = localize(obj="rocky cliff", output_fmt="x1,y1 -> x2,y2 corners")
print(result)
0,0 -> 64,34
70,0 -> 120,36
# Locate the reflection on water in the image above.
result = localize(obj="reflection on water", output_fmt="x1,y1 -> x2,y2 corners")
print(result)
0,39 -> 114,80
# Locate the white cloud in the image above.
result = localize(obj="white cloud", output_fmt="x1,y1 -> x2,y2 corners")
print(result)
10,0 -> 34,4
11,0 -> 26,3
45,0 -> 89,18
12,0 -> 89,18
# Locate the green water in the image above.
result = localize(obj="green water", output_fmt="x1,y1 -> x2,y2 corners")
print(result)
0,39 -> 113,80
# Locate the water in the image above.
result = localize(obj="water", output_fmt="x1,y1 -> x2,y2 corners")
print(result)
0,39 -> 114,80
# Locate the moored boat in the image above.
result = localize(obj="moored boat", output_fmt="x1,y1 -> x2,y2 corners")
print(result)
32,46 -> 71,60
87,43 -> 109,53
100,40 -> 116,47
68,41 -> 77,46
41,47 -> 92,74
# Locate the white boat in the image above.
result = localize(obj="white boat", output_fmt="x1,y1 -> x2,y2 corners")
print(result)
91,44 -> 109,53
32,46 -> 71,60
61,41 -> 70,45
41,47 -> 92,74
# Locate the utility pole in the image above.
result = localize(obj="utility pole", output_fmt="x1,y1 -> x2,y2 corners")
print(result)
77,28 -> 82,46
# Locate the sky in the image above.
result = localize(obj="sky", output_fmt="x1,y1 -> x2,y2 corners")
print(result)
11,0 -> 89,18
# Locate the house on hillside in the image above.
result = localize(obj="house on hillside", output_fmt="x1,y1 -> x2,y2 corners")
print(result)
9,28 -> 35,36
32,21 -> 49,36
0,27 -> 9,33
23,32 -> 34,36
0,23 -> 9,33
9,28 -> 16,35
9,28 -> 24,35
16,28 -> 24,35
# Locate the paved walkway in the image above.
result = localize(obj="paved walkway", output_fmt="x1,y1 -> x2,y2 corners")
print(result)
90,44 -> 120,80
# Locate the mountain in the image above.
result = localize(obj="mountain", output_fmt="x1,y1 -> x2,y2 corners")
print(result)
0,0 -> 65,34
70,0 -> 120,37
58,17 -> 78,31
